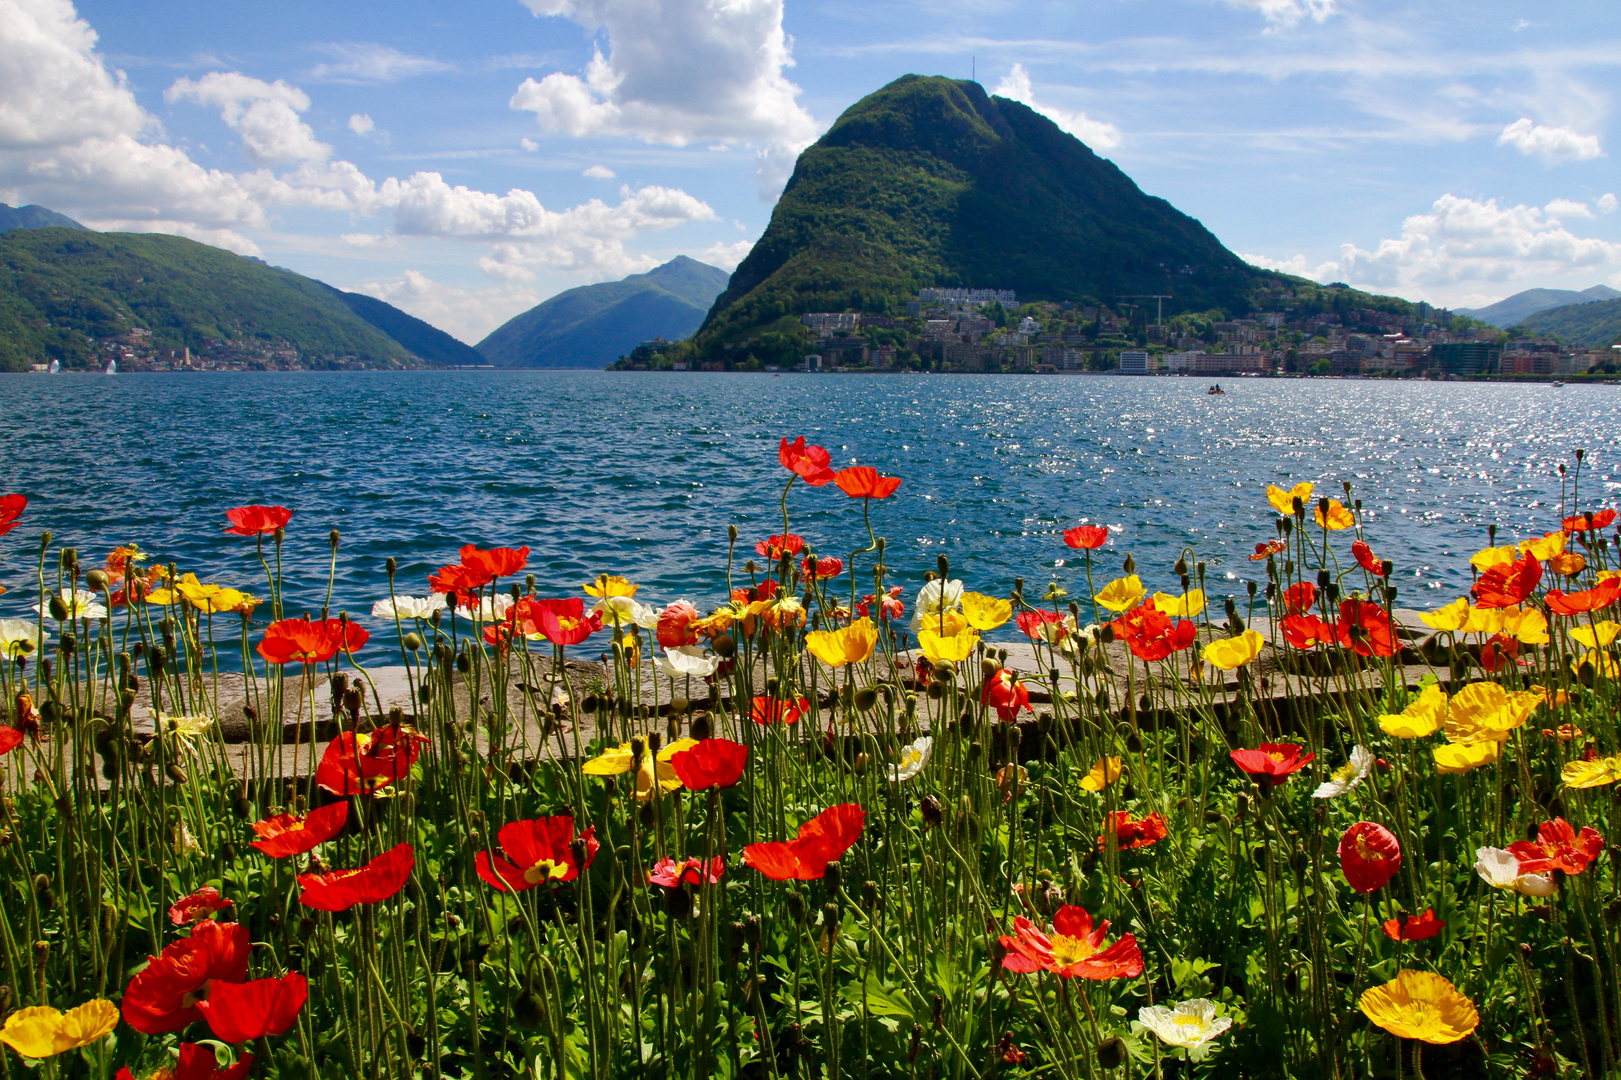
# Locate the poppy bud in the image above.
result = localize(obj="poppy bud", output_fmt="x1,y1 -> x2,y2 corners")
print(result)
744,914 -> 762,947
1098,624 -> 1115,644
853,752 -> 868,776
385,556 -> 397,576
329,529 -> 341,550
513,989 -> 547,1028
862,880 -> 879,909
786,891 -> 808,925
85,569 -> 108,591
937,554 -> 950,578
455,653 -> 471,673
691,713 -> 712,740
1174,557 -> 1188,576
665,886 -> 692,919
59,631 -> 76,656
1123,554 -> 1135,574
48,595 -> 68,621
920,794 -> 943,826
1096,1038 -> 1127,1070
713,634 -> 736,658
570,839 -> 589,868
907,1025 -> 923,1062
1235,793 -> 1248,822
823,861 -> 841,893
967,741 -> 982,760
853,687 -> 877,712
1246,580 -> 1257,598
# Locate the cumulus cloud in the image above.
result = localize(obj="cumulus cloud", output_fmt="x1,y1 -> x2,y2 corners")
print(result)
1599,193 -> 1619,214
1545,198 -> 1593,218
1220,0 -> 1336,28
167,72 -> 331,167
348,113 -> 375,136
697,238 -> 752,271
1265,193 -> 1621,303
993,64 -> 1122,152
508,0 -> 817,193
307,43 -> 452,84
582,164 -> 614,178
1497,118 -> 1603,163
355,270 -> 541,344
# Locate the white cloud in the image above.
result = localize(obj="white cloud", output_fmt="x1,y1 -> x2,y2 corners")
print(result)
1239,250 -> 1339,280
582,164 -> 614,178
1281,193 -> 1621,303
1497,118 -> 1603,163
509,0 -> 817,193
698,239 -> 752,270
355,270 -> 541,343
1599,193 -> 1619,214
520,137 -> 538,151
348,113 -> 375,136
1545,198 -> 1593,219
307,43 -> 452,84
993,64 -> 1121,152
1220,0 -> 1336,28
167,72 -> 331,167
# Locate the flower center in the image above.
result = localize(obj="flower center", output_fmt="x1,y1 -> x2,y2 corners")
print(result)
524,859 -> 569,885
1267,752 -> 1288,764
1331,762 -> 1357,783
1048,934 -> 1098,966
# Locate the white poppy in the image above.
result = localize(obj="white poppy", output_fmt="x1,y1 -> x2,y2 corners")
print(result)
451,593 -> 513,622
1312,745 -> 1374,799
910,578 -> 964,631
372,595 -> 446,620
35,588 -> 107,621
657,645 -> 718,679
1137,999 -> 1232,1050
0,619 -> 46,659
594,595 -> 657,629
1474,846 -> 1557,896
888,736 -> 933,782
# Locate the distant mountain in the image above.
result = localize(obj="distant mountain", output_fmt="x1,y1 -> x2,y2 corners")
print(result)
1515,296 -> 1621,350
695,75 -> 1265,353
1459,285 -> 1621,328
476,256 -> 729,368
0,203 -> 86,233
321,285 -> 485,367
0,227 -> 425,370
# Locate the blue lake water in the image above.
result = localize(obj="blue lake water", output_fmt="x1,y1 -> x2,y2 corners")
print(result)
0,370 -> 1616,637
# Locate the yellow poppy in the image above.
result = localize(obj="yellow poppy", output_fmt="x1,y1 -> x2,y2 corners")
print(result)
1433,741 -> 1500,774
960,592 -> 1012,631
1573,650 -> 1619,679
1358,971 -> 1479,1045
1202,630 -> 1264,671
1266,482 -> 1313,515
1080,757 -> 1123,792
583,575 -> 638,598
1443,683 -> 1538,744
582,738 -> 698,800
1377,684 -> 1446,738
1531,684 -> 1569,709
1549,552 -> 1587,576
918,610 -> 970,638
1470,545 -> 1516,571
1418,599 -> 1468,632
1314,500 -> 1355,530
1570,620 -> 1621,649
1152,590 -> 1206,618
1517,531 -> 1566,561
1563,756 -> 1621,789
804,617 -> 878,667
917,627 -> 979,664
1603,570 -> 1620,584
1498,607 -> 1549,644
0,999 -> 119,1059
1094,575 -> 1147,614
1460,606 -> 1504,635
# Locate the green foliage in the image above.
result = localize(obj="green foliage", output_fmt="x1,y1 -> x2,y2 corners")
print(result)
1515,296 -> 1621,350
0,228 -> 415,370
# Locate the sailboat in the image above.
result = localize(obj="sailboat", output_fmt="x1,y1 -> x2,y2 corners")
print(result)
47,359 -> 59,374
104,358 -> 117,375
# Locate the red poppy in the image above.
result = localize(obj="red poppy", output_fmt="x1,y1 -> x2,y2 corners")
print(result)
197,973 -> 307,1044
856,586 -> 904,620
1249,538 -> 1286,561
1351,540 -> 1383,575
1545,576 -> 1621,616
1338,822 -> 1401,893
981,668 -> 1030,723
1109,603 -> 1197,662
754,533 -> 804,560
1015,609 -> 1067,641
732,579 -> 780,605
656,600 -> 699,648
0,494 -> 26,537
1064,525 -> 1109,550
315,726 -> 429,796
1563,508 -> 1618,533
1479,634 -> 1521,673
223,505 -> 291,536
649,856 -> 726,888
1509,818 -> 1604,876
117,1043 -> 254,1080
834,466 -> 902,500
1335,599 -> 1398,658
428,563 -> 483,594
475,815 -> 600,891
1230,743 -> 1315,781
0,727 -> 23,756
1282,581 -> 1317,615
999,905 -> 1143,980
751,696 -> 811,725
121,920 -> 252,1035
298,843 -> 414,911
668,738 -> 748,789
459,544 -> 529,581
251,801 -> 349,858
742,803 -> 865,880
1281,613 -> 1336,650
1472,552 -> 1542,609
779,436 -> 836,486
1099,811 -> 1167,850
800,555 -> 844,579
257,618 -> 369,665
170,887 -> 232,926
1382,909 -> 1444,942
529,597 -> 603,646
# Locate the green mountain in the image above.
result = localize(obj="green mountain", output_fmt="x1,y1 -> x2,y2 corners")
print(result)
0,203 -> 86,234
476,256 -> 729,368
0,227 -> 468,371
695,75 -> 1262,352
1459,285 -> 1620,328
1515,296 -> 1621,350
321,285 -> 485,367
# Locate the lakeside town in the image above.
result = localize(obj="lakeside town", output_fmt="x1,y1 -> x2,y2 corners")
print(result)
614,286 -> 1619,378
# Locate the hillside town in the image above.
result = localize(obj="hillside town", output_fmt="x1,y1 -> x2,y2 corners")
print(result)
615,285 -> 1617,378
24,325 -> 419,372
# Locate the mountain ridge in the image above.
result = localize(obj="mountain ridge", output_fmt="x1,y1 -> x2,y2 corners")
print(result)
1458,285 -> 1620,328
1514,296 -> 1621,350
0,203 -> 86,234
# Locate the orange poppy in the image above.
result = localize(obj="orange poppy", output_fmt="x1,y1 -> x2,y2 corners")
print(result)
741,803 -> 865,880
801,555 -> 844,579
1100,811 -> 1168,850
1110,603 -> 1197,662
1335,600 -> 1398,658
1281,613 -> 1335,649
834,466 -> 901,499
1546,577 -> 1620,616
315,727 -> 428,796
250,802 -> 348,858
1382,909 -> 1444,942
779,436 -> 835,486
1351,540 -> 1385,576
1230,743 -> 1314,781
755,533 -> 804,560
982,668 -> 1030,723
1249,538 -> 1286,561
667,738 -> 748,789
0,494 -> 27,537
475,815 -> 599,891
999,905 -> 1144,980
1064,526 -> 1109,550
1509,818 -> 1603,875
1472,552 -> 1541,609
1562,508 -> 1617,533
196,973 -> 307,1044
223,504 -> 290,536
751,696 -> 811,725
168,887 -> 232,926
257,618 -> 369,665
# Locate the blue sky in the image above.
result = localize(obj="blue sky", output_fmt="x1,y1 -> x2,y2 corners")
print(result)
2,0 -> 1618,341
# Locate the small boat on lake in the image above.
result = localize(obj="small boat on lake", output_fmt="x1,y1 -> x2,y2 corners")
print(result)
104,358 -> 117,375
1206,384 -> 1225,395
